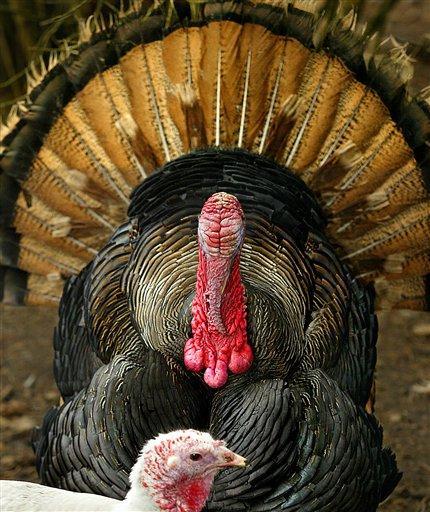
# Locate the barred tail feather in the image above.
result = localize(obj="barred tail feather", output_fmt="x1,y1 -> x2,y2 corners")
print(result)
1,0 -> 429,308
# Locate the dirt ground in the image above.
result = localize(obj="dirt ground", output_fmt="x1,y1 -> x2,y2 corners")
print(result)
1,1 -> 429,510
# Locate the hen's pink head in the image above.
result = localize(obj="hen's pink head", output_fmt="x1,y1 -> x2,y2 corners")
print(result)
131,429 -> 246,512
184,192 -> 253,388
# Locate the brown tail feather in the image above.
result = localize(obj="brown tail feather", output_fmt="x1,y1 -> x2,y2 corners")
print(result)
0,0 -> 428,308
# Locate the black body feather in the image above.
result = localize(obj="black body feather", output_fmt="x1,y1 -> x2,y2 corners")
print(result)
34,151 -> 399,510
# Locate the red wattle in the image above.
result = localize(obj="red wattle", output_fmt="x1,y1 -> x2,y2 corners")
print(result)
184,338 -> 204,372
184,193 -> 253,388
204,359 -> 229,388
230,343 -> 254,373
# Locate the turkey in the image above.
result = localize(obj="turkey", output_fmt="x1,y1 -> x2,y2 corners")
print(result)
1,0 -> 429,511
1,429 -> 246,512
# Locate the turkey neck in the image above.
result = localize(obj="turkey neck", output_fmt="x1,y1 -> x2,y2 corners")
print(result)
184,193 -> 253,388
126,151 -> 327,380
113,485 -> 158,511
114,482 -> 210,512
115,474 -> 214,512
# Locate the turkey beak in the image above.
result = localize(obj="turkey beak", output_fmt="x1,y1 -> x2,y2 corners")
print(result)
218,448 -> 247,468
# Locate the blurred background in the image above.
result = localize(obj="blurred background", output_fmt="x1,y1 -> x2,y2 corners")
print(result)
0,0 -> 117,116
1,1 -> 429,511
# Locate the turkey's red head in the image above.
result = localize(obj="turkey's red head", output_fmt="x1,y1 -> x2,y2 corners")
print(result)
184,192 -> 253,388
132,430 -> 246,512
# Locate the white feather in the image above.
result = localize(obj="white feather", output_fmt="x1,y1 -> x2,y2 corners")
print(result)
0,481 -> 158,512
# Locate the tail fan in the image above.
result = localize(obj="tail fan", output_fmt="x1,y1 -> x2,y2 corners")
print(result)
1,0 -> 428,309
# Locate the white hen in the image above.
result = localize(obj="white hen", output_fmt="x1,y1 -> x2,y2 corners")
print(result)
0,429 -> 245,512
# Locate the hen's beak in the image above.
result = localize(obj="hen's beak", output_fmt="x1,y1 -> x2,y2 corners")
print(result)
217,448 -> 247,468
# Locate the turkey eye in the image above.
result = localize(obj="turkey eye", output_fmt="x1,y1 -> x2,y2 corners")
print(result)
190,453 -> 202,461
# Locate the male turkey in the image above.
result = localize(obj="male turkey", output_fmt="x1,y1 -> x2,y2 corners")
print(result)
1,1 -> 429,511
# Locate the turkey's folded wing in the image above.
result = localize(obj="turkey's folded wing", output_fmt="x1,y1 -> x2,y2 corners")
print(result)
54,220 -> 139,401
54,263 -> 102,402
208,370 -> 399,512
325,277 -> 377,409
84,220 -> 142,362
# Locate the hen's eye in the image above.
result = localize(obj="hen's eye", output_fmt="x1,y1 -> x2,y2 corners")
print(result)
190,453 -> 202,461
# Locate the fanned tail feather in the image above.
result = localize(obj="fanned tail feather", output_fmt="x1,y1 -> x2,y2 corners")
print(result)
0,0 -> 428,308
